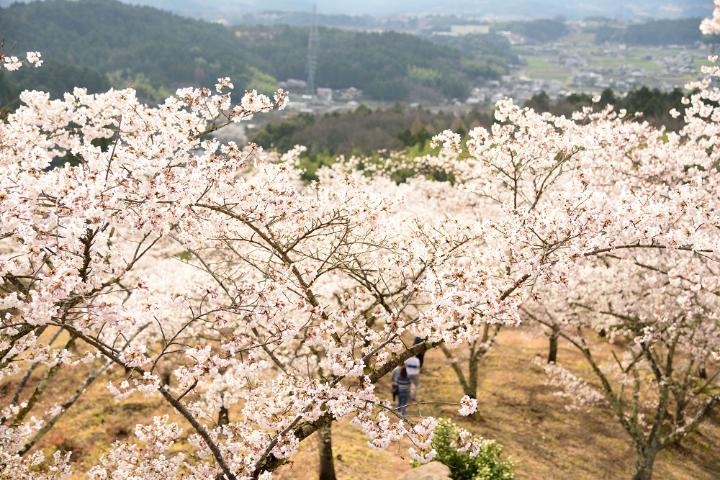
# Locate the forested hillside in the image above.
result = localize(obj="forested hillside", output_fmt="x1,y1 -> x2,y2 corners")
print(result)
0,0 -> 513,101
251,105 -> 492,157
237,26 -> 510,100
0,0 -> 273,99
0,61 -> 110,110
594,18 -> 720,45
501,19 -> 571,43
524,87 -> 686,129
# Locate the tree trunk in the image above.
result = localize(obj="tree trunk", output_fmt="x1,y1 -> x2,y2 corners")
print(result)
466,353 -> 479,399
218,405 -> 229,426
317,422 -> 337,480
14,335 -> 77,425
441,344 -> 470,396
12,329 -> 63,405
547,328 -> 559,364
633,447 -> 658,480
20,359 -> 111,455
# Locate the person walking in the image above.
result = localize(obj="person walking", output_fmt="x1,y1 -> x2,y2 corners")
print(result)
413,336 -> 425,368
395,367 -> 411,417
404,355 -> 421,401
391,365 -> 400,402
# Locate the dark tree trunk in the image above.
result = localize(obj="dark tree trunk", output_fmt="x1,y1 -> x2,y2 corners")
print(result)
218,405 -> 229,426
633,446 -> 658,480
547,328 -> 559,364
161,368 -> 172,386
466,354 -> 479,399
674,395 -> 687,434
317,422 -> 337,480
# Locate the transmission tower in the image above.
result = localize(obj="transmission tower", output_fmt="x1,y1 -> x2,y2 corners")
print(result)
306,3 -> 319,96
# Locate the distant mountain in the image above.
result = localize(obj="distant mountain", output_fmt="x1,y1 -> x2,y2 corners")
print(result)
119,0 -> 712,20
0,0 -> 266,99
0,0 -> 514,102
0,0 -> 712,19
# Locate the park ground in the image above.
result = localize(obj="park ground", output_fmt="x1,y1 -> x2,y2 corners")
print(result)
4,329 -> 719,479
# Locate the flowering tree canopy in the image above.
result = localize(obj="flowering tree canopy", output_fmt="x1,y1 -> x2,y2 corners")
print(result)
1,20 -> 719,480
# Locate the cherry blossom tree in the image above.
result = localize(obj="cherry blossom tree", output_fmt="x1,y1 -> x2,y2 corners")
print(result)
701,0 -> 720,34
427,110 -> 588,399
0,56 -> 538,479
520,64 -> 720,479
400,44 -> 719,480
2,18 -> 720,478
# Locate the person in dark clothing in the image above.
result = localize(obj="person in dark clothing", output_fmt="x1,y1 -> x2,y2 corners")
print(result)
413,336 -> 425,368
391,365 -> 400,401
396,367 -> 411,417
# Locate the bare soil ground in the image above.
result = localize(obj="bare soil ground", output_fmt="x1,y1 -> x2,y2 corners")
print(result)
4,329 -> 718,479
275,330 -> 720,480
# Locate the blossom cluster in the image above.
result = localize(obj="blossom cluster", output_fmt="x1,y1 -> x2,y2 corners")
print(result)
701,0 -> 720,34
1,51 -> 42,71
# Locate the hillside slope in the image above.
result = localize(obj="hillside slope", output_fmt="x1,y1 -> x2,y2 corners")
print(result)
7,329 -> 717,479
0,0 -> 262,94
0,0 -> 501,101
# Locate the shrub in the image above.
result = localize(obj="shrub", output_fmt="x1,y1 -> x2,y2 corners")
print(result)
428,419 -> 514,480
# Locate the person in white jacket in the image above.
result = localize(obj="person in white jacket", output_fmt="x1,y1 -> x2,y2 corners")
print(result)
404,355 -> 421,401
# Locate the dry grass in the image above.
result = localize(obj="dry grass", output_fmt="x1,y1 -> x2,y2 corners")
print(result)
276,330 -> 720,479
4,329 -> 718,479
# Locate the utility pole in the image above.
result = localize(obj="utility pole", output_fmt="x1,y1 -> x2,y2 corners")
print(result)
306,3 -> 319,97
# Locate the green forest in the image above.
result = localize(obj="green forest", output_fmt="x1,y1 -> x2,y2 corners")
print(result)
251,103 -> 491,158
525,87 -> 686,128
0,0 -> 516,103
248,86 -> 686,182
254,87 -> 686,156
0,61 -> 110,110
593,18 -> 720,45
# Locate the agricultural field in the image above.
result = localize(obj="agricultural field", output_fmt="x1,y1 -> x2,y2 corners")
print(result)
516,39 -> 711,93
